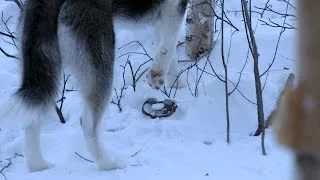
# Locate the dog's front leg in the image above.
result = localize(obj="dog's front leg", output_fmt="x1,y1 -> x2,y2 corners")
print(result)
147,2 -> 185,90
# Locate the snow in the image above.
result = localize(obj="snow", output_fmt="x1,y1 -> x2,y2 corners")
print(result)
0,1 -> 297,180
151,103 -> 164,111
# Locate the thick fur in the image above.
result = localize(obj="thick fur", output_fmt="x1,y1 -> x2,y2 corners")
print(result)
17,0 -> 64,106
57,0 -> 124,170
3,0 -> 188,172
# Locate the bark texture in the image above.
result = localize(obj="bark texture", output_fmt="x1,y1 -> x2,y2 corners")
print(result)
185,0 -> 215,59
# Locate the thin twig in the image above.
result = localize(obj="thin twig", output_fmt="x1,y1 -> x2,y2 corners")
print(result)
111,56 -> 129,112
0,153 -> 23,180
260,2 -> 290,77
75,152 -> 94,163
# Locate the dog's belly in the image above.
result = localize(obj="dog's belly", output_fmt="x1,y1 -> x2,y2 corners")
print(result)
112,0 -> 164,21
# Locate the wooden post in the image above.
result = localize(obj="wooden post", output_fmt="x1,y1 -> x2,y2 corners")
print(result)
273,0 -> 320,179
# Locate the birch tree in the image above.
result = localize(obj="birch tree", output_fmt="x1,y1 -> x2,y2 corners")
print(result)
185,0 -> 215,59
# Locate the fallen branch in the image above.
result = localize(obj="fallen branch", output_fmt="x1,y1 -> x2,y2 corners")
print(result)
265,73 -> 295,128
74,152 -> 94,163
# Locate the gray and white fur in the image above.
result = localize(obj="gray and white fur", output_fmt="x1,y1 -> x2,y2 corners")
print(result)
7,0 -> 187,172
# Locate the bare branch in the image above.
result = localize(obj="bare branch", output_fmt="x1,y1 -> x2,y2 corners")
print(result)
55,73 -> 71,124
0,153 -> 23,180
111,56 -> 129,112
0,47 -> 18,59
0,11 -> 19,60
5,0 -> 23,10
260,1 -> 290,78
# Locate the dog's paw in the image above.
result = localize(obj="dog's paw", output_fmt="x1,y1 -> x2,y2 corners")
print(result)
97,155 -> 126,171
27,159 -> 54,172
146,68 -> 166,90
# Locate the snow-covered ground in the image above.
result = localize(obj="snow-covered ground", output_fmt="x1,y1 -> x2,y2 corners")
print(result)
0,1 -> 297,179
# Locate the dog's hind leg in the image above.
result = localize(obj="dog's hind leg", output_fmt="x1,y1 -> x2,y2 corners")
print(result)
147,0 -> 187,89
58,0 -> 125,170
80,96 -> 125,170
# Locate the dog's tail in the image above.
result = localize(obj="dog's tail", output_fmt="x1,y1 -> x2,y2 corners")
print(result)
0,0 -> 65,126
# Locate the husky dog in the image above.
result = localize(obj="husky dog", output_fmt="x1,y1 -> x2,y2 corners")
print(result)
8,0 -> 187,172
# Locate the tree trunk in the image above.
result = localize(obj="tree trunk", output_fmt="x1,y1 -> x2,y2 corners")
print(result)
185,0 -> 215,59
